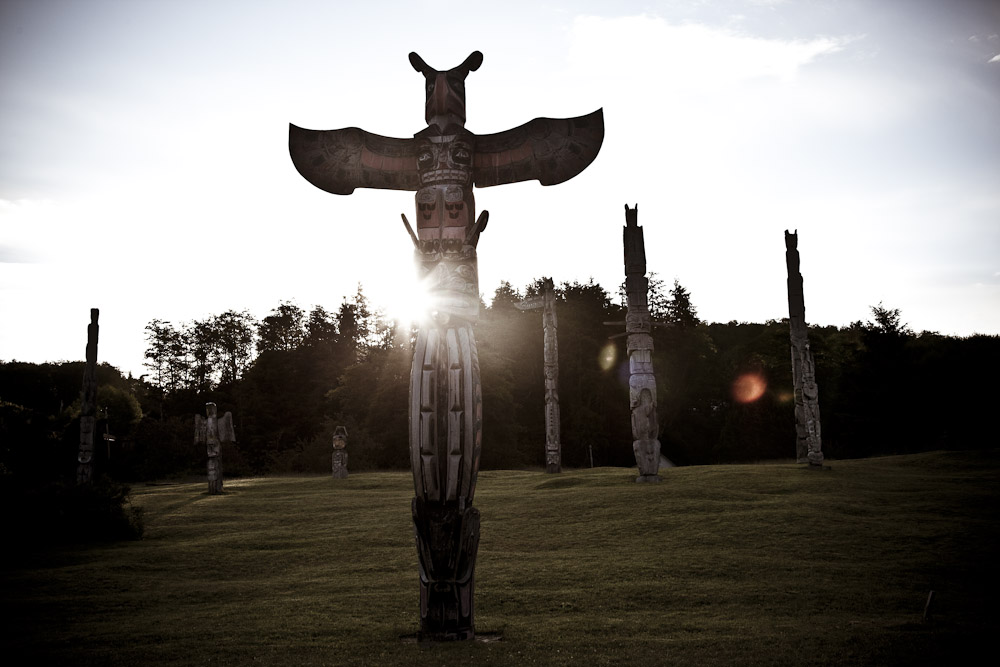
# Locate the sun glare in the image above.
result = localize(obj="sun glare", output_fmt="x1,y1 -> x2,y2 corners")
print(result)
732,372 -> 767,404
380,279 -> 433,330
598,342 -> 617,371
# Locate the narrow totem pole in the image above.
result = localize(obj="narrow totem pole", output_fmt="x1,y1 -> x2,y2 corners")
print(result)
194,402 -> 235,494
515,278 -> 561,473
332,426 -> 348,478
77,308 -> 99,484
289,51 -> 603,640
785,230 -> 824,467
614,205 -> 662,482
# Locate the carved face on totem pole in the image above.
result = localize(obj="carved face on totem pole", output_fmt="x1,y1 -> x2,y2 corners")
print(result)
414,135 -> 475,239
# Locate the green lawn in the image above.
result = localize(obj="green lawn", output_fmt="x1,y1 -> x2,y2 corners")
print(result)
3,450 -> 998,666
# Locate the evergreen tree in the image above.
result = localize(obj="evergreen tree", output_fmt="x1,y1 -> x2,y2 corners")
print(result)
489,280 -> 523,312
666,280 -> 699,328
198,310 -> 256,387
304,305 -> 338,346
257,301 -> 306,353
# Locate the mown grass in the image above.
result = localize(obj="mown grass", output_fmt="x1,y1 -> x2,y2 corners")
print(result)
3,450 -> 997,666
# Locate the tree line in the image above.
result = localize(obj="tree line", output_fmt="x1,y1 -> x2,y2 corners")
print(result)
2,278 -> 998,483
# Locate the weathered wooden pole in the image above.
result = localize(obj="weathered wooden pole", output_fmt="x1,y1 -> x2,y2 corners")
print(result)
194,402 -> 235,494
289,51 -> 603,640
784,230 -> 824,467
77,308 -> 99,484
515,278 -> 561,473
622,205 -> 662,482
332,425 -> 349,478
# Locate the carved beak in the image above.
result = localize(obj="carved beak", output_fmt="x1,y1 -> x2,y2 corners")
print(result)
427,73 -> 465,127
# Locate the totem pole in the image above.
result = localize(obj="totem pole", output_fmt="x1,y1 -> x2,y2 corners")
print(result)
77,308 -> 99,484
194,402 -> 235,495
515,278 -> 561,473
785,230 -> 824,467
332,425 -> 349,478
289,51 -> 603,640
607,205 -> 662,482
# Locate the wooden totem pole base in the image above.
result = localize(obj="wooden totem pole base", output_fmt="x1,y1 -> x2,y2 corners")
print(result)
207,460 -> 223,495
331,455 -> 349,479
412,498 -> 480,641
633,438 -> 662,483
410,323 -> 483,641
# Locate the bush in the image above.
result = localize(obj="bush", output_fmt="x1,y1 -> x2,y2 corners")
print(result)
0,476 -> 144,548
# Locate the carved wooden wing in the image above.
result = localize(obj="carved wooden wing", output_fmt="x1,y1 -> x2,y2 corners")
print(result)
219,412 -> 236,443
473,109 -> 604,188
194,415 -> 206,445
288,125 -> 421,195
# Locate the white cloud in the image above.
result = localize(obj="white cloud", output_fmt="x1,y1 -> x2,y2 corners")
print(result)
567,14 -> 846,90
989,54 -> 1000,63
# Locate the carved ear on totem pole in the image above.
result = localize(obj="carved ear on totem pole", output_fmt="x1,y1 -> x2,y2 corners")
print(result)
408,51 -> 483,78
408,52 -> 431,76
455,51 -> 484,76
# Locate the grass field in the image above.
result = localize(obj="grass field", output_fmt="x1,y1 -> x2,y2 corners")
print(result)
3,450 -> 998,666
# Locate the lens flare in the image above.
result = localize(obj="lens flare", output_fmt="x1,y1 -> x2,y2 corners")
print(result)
599,342 -> 617,371
381,278 -> 433,330
732,372 -> 767,404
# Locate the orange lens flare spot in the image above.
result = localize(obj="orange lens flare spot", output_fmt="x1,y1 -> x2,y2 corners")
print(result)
598,342 -> 617,371
732,373 -> 767,404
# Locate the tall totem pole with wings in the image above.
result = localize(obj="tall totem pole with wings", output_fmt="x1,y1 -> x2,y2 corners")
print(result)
289,51 -> 603,641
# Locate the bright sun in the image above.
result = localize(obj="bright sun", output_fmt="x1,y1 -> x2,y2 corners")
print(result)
377,275 -> 434,330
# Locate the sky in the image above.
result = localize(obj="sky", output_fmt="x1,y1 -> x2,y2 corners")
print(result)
2,0 -> 998,378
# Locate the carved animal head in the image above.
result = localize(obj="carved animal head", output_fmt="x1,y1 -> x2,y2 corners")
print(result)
409,51 -> 483,131
625,203 -> 638,227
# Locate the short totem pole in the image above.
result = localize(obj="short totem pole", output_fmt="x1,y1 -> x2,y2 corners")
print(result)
195,402 -> 235,495
515,278 -> 561,473
289,51 -> 603,640
77,308 -> 99,484
785,230 -> 824,467
332,426 -> 348,479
